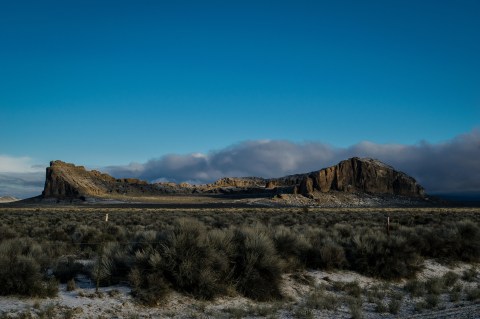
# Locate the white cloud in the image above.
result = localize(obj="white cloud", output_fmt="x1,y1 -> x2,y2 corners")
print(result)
0,156 -> 46,198
0,155 -> 44,173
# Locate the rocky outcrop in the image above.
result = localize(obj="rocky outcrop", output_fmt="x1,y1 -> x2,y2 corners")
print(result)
41,157 -> 425,201
43,161 -> 154,199
0,196 -> 19,203
268,157 -> 425,198
210,177 -> 266,188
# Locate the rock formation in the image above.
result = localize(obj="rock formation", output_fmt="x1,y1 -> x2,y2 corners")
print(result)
41,157 -> 425,201
0,196 -> 19,203
269,157 -> 425,198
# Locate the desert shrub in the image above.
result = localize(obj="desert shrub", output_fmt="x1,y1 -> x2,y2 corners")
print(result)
0,238 -> 56,297
462,267 -> 478,282
92,241 -> 132,286
388,294 -> 403,314
333,281 -> 362,298
304,230 -> 346,270
128,249 -> 171,305
332,223 -> 353,239
418,220 -> 480,262
425,277 -> 445,295
450,283 -> 462,302
405,279 -> 425,297
0,225 -> 17,240
53,255 -> 84,282
442,271 -> 459,287
273,226 -> 310,270
66,278 -> 76,291
346,231 -> 422,279
424,293 -> 440,308
231,226 -> 283,300
305,286 -> 338,310
70,225 -> 103,253
159,219 -> 230,299
375,299 -> 387,313
455,220 -> 480,262
346,296 -> 363,319
466,285 -> 480,301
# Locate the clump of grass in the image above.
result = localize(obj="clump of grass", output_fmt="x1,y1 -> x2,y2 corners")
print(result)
66,279 -> 76,291
414,300 -> 427,312
346,296 -> 363,319
293,307 -> 314,319
405,279 -> 425,297
374,299 -> 387,313
53,256 -> 84,283
305,286 -> 338,310
366,284 -> 387,303
332,281 -> 362,298
388,293 -> 403,315
462,267 -> 478,282
465,285 -> 480,301
425,277 -> 444,295
425,294 -> 440,308
442,271 -> 459,287
449,283 -> 462,302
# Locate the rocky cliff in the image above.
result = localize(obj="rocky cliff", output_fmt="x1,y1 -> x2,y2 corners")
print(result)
41,157 -> 425,201
268,157 -> 425,198
43,161 -> 152,199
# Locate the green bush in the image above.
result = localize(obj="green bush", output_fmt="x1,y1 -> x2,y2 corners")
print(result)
128,249 -> 171,305
347,231 -> 423,279
456,220 -> 480,262
159,219 -> 230,299
405,279 -> 426,297
53,255 -> 84,283
0,238 -> 56,297
273,226 -> 310,270
231,227 -> 283,301
305,286 -> 338,310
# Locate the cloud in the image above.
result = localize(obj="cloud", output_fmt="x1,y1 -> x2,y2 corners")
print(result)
0,155 -> 46,199
0,155 -> 44,173
3,129 -> 479,198
0,172 -> 45,199
105,129 -> 480,194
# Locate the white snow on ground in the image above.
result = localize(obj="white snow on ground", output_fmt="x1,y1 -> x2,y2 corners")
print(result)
0,260 -> 478,318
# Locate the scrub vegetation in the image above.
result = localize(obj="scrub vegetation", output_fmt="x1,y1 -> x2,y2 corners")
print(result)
0,207 -> 479,307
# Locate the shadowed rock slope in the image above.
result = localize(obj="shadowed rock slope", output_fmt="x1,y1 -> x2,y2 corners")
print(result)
42,157 -> 425,201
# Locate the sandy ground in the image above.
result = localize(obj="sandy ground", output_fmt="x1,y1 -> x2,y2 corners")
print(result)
1,260 -> 479,319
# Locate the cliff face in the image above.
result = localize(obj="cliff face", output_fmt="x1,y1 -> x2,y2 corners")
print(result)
42,161 -> 149,199
41,157 -> 425,200
280,157 -> 425,197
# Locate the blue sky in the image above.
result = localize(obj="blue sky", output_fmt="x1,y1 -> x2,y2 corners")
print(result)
1,1 -> 480,197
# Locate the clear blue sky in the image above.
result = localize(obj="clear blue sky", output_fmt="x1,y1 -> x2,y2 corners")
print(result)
1,0 -> 479,167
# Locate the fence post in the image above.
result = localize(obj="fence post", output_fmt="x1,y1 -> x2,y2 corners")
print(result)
386,216 -> 390,237
96,213 -> 108,293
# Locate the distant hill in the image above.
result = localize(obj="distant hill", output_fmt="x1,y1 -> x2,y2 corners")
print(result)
40,157 -> 426,207
0,196 -> 19,203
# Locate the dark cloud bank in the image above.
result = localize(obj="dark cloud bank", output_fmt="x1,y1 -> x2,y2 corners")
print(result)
105,129 -> 480,195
